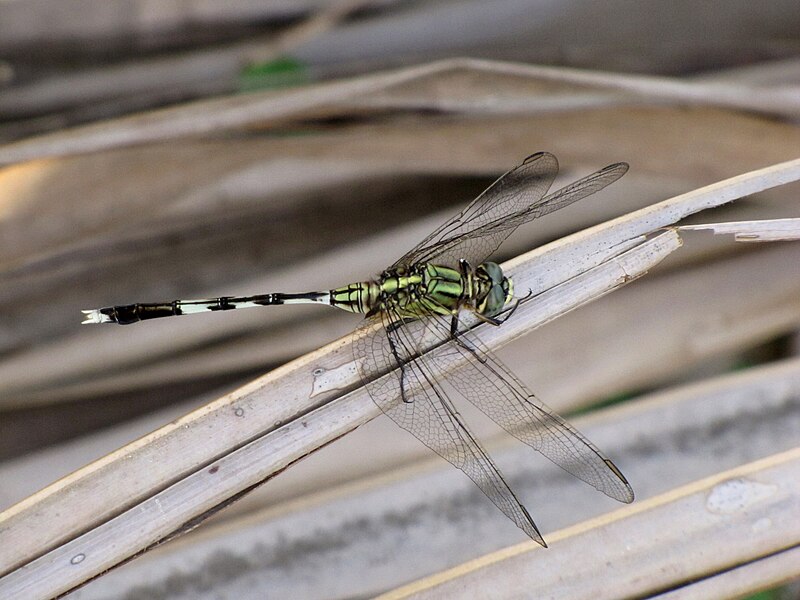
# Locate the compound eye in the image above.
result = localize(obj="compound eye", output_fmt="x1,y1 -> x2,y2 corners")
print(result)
482,285 -> 506,318
480,262 -> 503,284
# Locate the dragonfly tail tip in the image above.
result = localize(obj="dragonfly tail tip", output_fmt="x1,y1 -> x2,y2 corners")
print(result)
81,309 -> 113,324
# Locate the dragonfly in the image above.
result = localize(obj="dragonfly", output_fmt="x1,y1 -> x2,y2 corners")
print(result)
82,151 -> 634,546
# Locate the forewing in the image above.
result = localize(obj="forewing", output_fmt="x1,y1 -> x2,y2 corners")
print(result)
392,152 -> 628,268
411,161 -> 630,269
391,152 -> 559,269
427,315 -> 634,503
529,161 -> 629,220
352,308 -> 545,544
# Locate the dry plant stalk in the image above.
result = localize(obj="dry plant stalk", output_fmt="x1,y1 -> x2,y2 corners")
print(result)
380,448 -> 800,600
1,156 -> 800,598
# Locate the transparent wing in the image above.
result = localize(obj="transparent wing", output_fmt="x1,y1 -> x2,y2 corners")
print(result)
353,306 -> 546,544
392,153 -> 629,269
426,313 -> 634,504
392,152 -> 558,269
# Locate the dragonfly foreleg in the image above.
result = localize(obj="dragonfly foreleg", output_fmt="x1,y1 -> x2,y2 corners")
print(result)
491,297 -> 522,325
472,311 -> 503,326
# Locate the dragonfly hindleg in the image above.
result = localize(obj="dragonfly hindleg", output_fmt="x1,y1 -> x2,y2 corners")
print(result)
385,317 -> 414,404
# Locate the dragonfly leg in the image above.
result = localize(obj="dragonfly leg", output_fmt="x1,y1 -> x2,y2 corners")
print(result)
449,326 -> 490,366
492,297 -> 522,325
386,318 -> 414,404
467,294 -> 524,329
473,311 -> 503,326
449,310 -> 478,336
479,287 -> 531,327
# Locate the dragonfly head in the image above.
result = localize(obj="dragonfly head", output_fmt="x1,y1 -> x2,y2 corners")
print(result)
475,262 -> 514,318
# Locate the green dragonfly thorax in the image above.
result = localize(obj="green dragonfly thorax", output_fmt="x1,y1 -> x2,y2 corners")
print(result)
329,261 -> 513,319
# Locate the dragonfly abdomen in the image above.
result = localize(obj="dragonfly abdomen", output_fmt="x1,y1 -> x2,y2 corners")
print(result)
329,282 -> 380,314
82,292 -> 332,324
